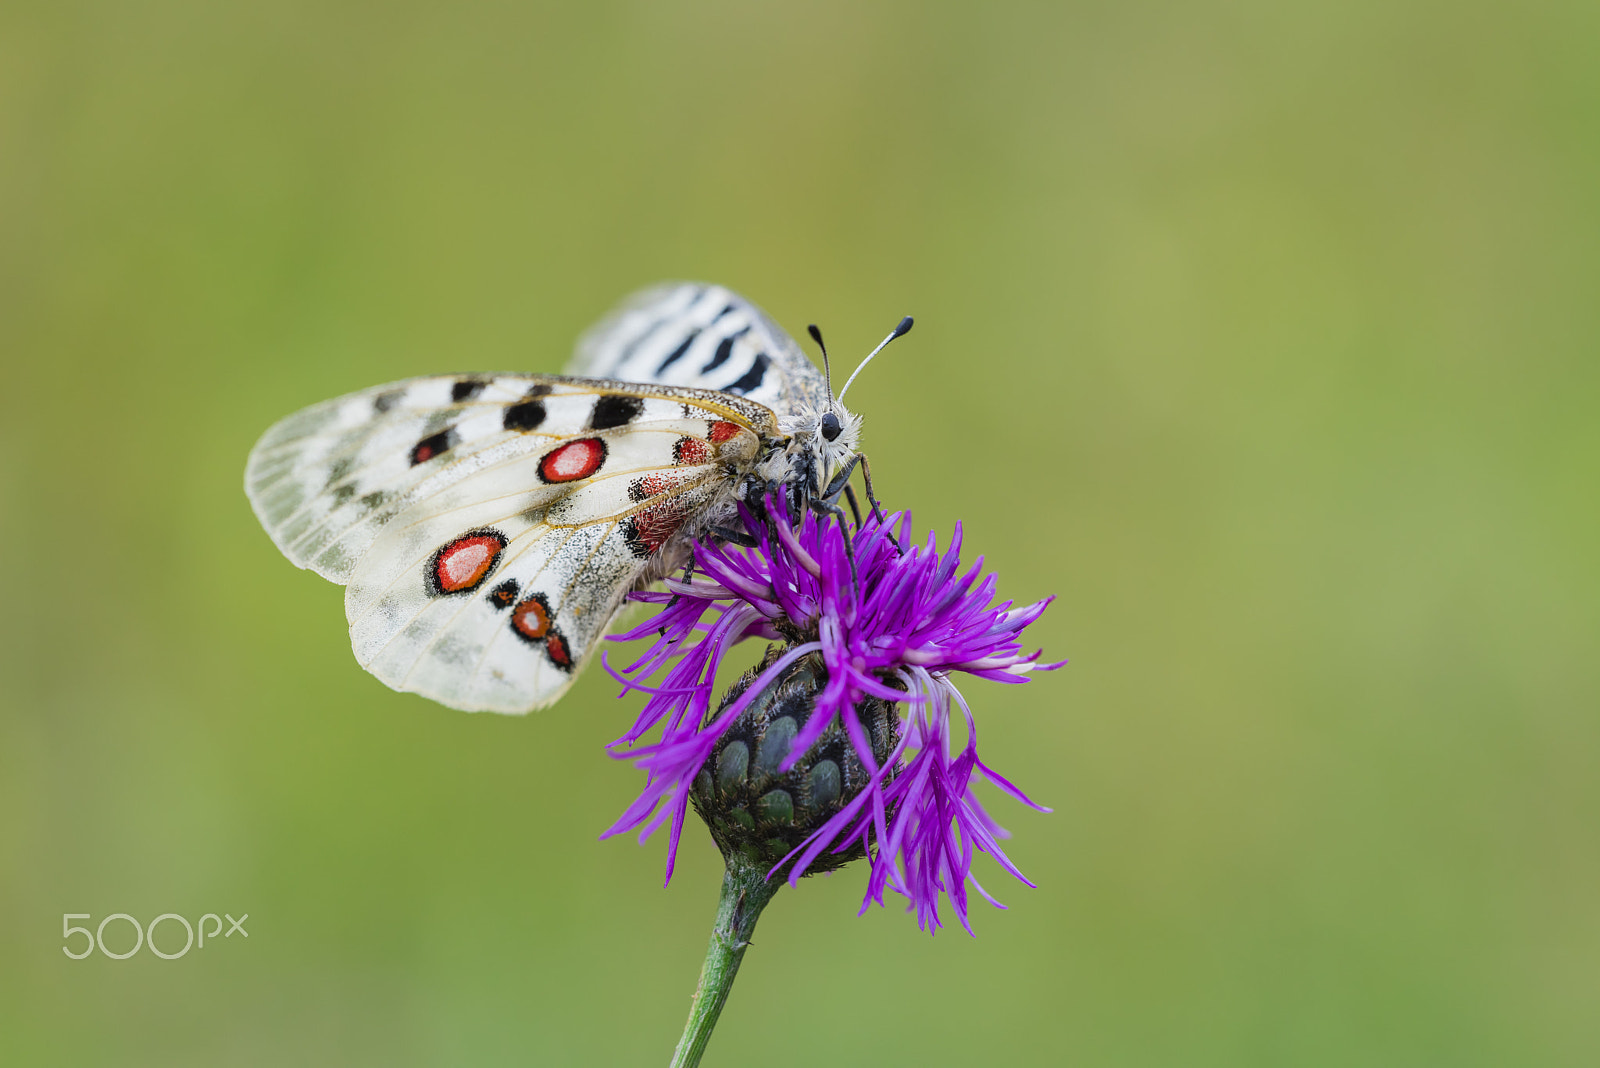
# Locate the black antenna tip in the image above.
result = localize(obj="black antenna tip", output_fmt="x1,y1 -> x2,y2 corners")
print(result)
807,324 -> 825,347
893,316 -> 914,338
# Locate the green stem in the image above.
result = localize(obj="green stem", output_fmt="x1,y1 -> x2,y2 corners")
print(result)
669,856 -> 781,1068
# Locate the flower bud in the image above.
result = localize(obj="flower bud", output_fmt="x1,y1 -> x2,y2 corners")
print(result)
691,645 -> 900,875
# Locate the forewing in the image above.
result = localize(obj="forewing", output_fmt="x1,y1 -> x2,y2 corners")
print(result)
246,373 -> 774,581
245,374 -> 771,711
567,282 -> 829,420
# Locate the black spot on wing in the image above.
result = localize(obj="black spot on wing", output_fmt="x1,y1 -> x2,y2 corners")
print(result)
656,330 -> 700,374
452,378 -> 487,402
699,327 -> 751,374
504,400 -> 547,431
523,383 -> 553,398
723,351 -> 770,395
374,390 -> 404,413
487,578 -> 520,610
590,394 -> 644,430
332,482 -> 358,503
621,516 -> 651,560
410,427 -> 459,465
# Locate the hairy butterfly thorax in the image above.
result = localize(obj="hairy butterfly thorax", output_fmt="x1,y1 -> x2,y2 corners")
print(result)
245,283 -> 910,713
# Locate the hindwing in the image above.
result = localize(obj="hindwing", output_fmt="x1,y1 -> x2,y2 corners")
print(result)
568,283 -> 830,420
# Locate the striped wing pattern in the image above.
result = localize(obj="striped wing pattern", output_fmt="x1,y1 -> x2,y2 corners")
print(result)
246,374 -> 770,712
568,283 -> 830,421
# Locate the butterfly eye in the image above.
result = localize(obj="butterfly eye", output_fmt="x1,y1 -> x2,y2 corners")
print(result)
820,411 -> 842,442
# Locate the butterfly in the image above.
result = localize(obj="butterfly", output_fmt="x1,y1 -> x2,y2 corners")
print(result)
245,282 -> 910,713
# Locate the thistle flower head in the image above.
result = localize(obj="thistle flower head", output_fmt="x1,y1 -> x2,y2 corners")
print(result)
691,646 -> 901,875
602,495 -> 1063,934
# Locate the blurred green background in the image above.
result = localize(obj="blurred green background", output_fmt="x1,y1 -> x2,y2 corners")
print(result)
3,1 -> 1597,1064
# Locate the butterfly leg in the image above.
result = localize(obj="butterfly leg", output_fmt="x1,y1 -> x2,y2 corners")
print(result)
819,455 -> 858,502
808,495 -> 862,591
821,453 -> 890,537
842,484 -> 864,529
856,453 -> 902,552
818,454 -> 897,557
786,478 -> 807,527
710,524 -> 760,548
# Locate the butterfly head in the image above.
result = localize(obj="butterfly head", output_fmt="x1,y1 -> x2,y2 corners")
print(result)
782,316 -> 913,506
772,399 -> 863,503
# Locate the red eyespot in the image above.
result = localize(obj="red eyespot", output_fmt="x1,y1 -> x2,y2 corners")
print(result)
539,438 -> 607,483
625,501 -> 691,557
430,532 -> 506,594
511,595 -> 551,641
631,474 -> 670,499
674,437 -> 711,466
709,421 -> 743,443
544,632 -> 573,669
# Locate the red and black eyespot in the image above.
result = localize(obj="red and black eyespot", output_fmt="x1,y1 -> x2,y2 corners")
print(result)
426,529 -> 507,595
627,474 -> 674,502
411,426 -> 460,466
538,437 -> 607,483
486,578 -> 520,610
708,420 -> 743,443
509,592 -> 553,643
509,592 -> 574,671
543,630 -> 574,672
623,499 -> 692,559
673,437 -> 711,466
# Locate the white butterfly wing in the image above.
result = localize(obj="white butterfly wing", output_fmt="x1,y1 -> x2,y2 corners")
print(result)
568,283 -> 829,420
246,374 -> 772,712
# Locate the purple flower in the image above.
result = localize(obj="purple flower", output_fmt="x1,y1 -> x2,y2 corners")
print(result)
601,496 -> 1063,934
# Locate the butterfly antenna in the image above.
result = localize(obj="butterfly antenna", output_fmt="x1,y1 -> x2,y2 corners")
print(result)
836,316 -> 913,404
807,323 -> 834,404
